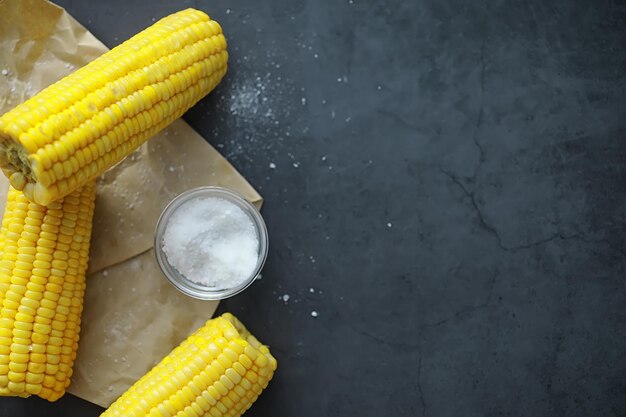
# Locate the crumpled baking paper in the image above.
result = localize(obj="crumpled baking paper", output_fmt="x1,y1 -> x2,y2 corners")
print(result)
0,0 -> 262,407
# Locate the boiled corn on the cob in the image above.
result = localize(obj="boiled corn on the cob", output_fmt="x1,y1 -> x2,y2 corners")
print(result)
101,313 -> 277,417
0,182 -> 96,401
0,8 -> 228,205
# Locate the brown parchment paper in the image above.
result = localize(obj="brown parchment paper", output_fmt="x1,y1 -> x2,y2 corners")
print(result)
0,0 -> 262,408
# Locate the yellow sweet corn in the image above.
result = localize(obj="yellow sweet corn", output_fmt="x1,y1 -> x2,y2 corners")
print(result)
101,313 -> 277,417
0,8 -> 228,205
0,182 -> 96,401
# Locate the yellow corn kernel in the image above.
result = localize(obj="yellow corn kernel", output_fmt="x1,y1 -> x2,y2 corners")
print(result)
0,9 -> 228,205
101,314 -> 276,417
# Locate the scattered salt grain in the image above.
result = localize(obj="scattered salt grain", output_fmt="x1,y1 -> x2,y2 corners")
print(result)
1,69 -> 8,76
387,222 -> 392,228
311,311 -> 318,318
269,162 -> 276,169
168,166 -> 175,172
226,8 -> 231,14
309,288 -> 315,293
282,294 -> 290,302
162,197 -> 259,289
293,162 -> 300,168
301,97 -> 306,106
102,270 -> 108,277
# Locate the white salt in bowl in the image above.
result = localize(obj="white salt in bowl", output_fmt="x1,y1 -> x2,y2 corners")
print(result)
154,186 -> 268,300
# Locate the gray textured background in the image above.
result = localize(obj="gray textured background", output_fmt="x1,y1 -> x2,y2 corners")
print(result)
1,0 -> 625,416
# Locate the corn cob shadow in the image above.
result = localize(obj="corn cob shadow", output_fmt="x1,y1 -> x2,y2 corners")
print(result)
101,313 -> 277,417
0,8 -> 228,206
0,182 -> 96,401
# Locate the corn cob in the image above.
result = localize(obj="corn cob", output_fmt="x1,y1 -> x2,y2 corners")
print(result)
0,8 -> 228,205
101,313 -> 277,417
0,182 -> 96,401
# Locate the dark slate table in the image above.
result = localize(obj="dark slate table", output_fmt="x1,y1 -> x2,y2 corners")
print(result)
2,0 -> 625,416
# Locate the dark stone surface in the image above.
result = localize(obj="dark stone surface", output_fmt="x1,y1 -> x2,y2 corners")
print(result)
2,0 -> 625,416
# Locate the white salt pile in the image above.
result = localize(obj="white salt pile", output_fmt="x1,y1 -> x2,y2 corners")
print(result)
162,197 -> 259,289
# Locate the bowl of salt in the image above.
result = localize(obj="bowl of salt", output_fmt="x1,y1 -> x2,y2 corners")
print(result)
154,186 -> 268,300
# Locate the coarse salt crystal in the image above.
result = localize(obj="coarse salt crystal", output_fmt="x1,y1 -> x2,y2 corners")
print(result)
282,294 -> 290,302
311,311 -> 318,318
162,197 -> 259,289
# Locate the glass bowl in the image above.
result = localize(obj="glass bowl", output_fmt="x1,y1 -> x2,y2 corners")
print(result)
154,186 -> 268,300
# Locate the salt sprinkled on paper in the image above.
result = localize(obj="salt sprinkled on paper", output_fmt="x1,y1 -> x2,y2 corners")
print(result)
162,197 -> 259,289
